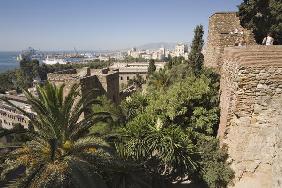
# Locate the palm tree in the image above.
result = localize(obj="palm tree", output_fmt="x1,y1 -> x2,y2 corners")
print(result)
0,82 -> 113,187
148,69 -> 171,90
116,120 -> 198,187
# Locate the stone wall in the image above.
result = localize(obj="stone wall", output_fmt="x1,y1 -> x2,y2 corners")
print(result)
48,67 -> 120,104
218,45 -> 282,188
204,12 -> 256,70
119,72 -> 147,88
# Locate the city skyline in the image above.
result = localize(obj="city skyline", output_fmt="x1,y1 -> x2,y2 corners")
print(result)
0,0 -> 242,51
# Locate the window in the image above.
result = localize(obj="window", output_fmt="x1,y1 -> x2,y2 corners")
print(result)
120,76 -> 123,80
127,76 -> 129,80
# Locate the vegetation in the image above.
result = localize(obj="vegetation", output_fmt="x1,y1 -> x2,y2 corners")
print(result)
0,83 -> 111,187
124,55 -> 147,63
188,25 -> 204,74
127,74 -> 146,89
115,25 -> 234,187
0,25 -> 234,187
0,70 -> 17,93
238,0 -> 282,44
148,59 -> 156,75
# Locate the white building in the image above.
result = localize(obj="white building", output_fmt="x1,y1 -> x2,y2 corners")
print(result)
141,54 -> 152,60
175,43 -> 188,57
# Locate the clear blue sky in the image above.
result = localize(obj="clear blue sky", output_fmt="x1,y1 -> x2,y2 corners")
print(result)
0,0 -> 242,51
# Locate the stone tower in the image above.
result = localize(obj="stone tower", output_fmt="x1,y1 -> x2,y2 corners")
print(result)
204,12 -> 256,70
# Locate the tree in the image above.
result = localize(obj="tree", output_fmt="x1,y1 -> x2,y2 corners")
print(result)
128,74 -> 145,89
148,59 -> 156,75
188,25 -> 204,74
116,51 -> 232,187
91,96 -> 125,136
238,0 -> 282,44
0,71 -> 17,93
14,59 -> 40,90
148,69 -> 171,91
0,82 -> 113,187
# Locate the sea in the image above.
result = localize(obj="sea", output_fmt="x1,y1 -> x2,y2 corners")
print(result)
0,52 -> 19,73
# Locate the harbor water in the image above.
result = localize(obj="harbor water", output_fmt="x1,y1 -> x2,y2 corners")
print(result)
0,52 -> 19,73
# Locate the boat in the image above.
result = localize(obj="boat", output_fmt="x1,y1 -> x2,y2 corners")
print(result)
43,56 -> 67,65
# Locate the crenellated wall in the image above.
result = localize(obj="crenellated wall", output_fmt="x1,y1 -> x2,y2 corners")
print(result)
218,45 -> 282,188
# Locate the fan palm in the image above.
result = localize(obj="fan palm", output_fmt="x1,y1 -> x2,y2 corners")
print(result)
0,82 -> 113,187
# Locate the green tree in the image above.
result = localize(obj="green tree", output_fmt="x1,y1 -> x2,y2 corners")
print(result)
0,71 -> 17,93
117,62 -> 232,187
148,59 -> 156,75
121,92 -> 148,122
188,25 -> 204,74
148,69 -> 171,91
238,0 -> 282,44
0,83 -> 113,187
91,96 -> 125,136
15,59 -> 40,90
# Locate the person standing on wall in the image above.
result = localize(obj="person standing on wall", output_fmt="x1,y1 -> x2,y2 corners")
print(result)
262,33 -> 274,45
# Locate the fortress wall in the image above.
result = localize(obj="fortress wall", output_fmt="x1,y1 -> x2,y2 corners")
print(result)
219,46 -> 282,188
48,68 -> 120,104
204,12 -> 256,70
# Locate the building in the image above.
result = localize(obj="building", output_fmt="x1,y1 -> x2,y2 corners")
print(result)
48,67 -> 120,104
127,47 -> 167,60
110,62 -> 166,88
0,93 -> 32,129
141,53 -> 152,60
174,43 -> 188,57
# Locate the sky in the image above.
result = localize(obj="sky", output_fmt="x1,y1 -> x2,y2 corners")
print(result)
0,0 -> 242,51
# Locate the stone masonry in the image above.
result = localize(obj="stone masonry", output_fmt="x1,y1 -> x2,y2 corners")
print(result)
204,12 -> 282,188
204,12 -> 256,70
218,46 -> 282,188
48,67 -> 120,104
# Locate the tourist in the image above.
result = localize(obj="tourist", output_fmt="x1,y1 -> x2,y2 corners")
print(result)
235,37 -> 246,47
238,37 -> 246,46
262,33 -> 274,45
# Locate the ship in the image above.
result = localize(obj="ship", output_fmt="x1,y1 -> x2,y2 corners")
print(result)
43,56 -> 67,65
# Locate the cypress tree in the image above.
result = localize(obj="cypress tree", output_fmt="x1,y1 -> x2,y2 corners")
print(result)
188,25 -> 204,74
148,59 -> 156,75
